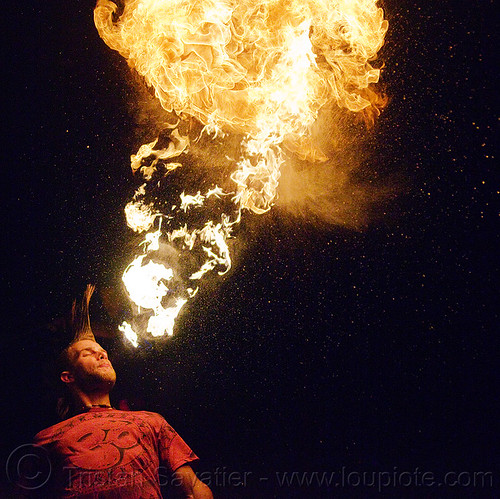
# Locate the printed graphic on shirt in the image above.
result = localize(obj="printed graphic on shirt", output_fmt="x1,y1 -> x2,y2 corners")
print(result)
34,409 -> 198,497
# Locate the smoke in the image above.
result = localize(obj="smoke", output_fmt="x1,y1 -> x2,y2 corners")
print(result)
276,102 -> 389,228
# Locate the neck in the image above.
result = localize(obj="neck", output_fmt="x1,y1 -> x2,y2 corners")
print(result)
73,388 -> 112,411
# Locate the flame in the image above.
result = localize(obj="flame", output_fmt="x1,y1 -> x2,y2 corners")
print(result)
94,0 -> 388,344
119,321 -> 139,347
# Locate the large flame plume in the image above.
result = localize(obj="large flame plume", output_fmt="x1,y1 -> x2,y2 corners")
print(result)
94,0 -> 388,344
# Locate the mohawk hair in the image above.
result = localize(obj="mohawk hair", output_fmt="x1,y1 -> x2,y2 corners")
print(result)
70,284 -> 96,343
57,284 -> 97,420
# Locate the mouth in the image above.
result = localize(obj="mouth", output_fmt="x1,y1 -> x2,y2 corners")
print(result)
98,362 -> 112,369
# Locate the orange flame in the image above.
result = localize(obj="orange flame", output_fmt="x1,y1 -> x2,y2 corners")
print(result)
94,0 -> 388,344
95,0 -> 387,133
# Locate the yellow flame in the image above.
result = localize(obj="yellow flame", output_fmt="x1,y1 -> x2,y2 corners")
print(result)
122,255 -> 174,310
94,0 -> 388,344
119,321 -> 139,347
125,200 -> 157,232
130,129 -> 189,178
95,0 -> 387,134
121,254 -> 192,337
96,0 -> 387,210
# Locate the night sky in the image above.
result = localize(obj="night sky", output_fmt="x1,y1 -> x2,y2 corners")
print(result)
2,0 -> 497,497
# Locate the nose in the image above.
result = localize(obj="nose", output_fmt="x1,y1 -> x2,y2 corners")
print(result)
98,352 -> 107,360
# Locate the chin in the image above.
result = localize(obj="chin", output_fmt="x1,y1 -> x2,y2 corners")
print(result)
105,372 -> 117,385
99,366 -> 116,379
91,371 -> 117,388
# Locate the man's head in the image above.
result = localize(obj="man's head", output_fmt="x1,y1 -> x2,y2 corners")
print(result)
60,339 -> 116,394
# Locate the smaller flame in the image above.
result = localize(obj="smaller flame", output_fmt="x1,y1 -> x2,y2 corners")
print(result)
180,191 -> 205,212
147,298 -> 188,337
121,255 -> 189,339
124,200 -> 158,232
130,129 -> 189,179
120,187 -> 234,344
124,184 -> 159,233
119,321 -> 138,347
122,256 -> 174,310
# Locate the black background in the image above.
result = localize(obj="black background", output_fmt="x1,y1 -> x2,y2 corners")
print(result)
2,0 -> 497,497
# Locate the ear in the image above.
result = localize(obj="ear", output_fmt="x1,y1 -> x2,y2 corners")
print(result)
61,371 -> 74,384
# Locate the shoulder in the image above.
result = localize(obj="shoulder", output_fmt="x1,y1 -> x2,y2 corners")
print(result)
116,409 -> 169,425
33,413 -> 87,446
128,410 -> 165,420
129,411 -> 176,434
110,410 -> 175,432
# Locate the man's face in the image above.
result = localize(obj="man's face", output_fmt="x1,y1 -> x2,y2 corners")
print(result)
66,340 -> 116,392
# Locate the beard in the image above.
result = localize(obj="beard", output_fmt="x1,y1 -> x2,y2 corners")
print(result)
73,365 -> 117,393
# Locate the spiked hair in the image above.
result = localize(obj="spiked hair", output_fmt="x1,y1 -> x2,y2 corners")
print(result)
70,284 -> 96,342
57,284 -> 97,420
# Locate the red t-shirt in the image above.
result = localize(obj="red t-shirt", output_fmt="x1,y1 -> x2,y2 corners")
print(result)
33,407 -> 198,498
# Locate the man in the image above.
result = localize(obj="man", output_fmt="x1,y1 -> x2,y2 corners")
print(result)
32,286 -> 213,498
